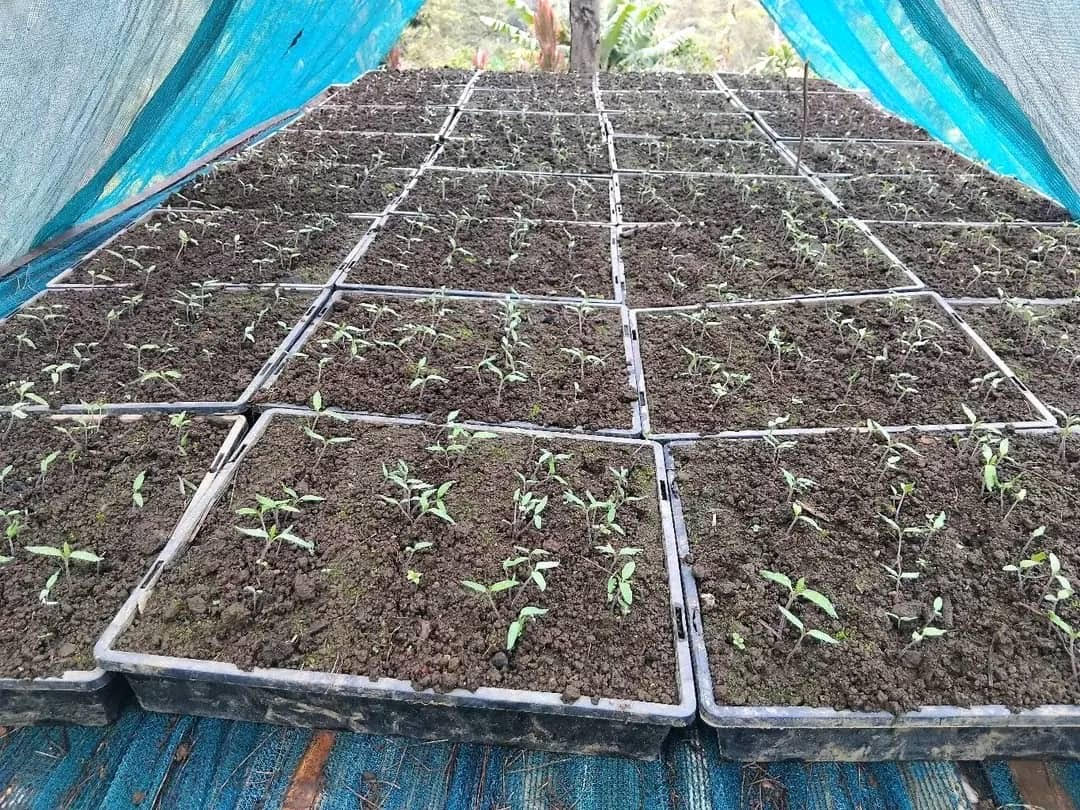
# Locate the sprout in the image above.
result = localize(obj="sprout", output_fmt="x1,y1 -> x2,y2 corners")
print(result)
506,605 -> 548,652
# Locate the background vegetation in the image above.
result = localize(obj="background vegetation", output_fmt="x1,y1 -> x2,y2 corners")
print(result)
397,0 -> 792,73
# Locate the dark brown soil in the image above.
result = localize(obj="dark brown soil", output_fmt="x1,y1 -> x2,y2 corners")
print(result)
300,105 -> 454,135
344,215 -> 614,298
607,109 -> 762,140
760,102 -> 928,141
118,416 -> 679,703
440,112 -> 608,173
330,78 -> 466,107
168,158 -> 410,215
0,415 -> 231,678
0,287 -> 315,408
735,89 -> 861,112
600,73 -> 720,91
477,72 -> 594,91
635,296 -> 1035,433
869,223 -> 1080,298
601,90 -> 734,114
719,73 -> 843,92
68,209 -> 372,288
619,174 -> 830,224
673,430 -> 1080,712
466,87 -> 596,113
330,69 -> 472,105
959,302 -> 1080,417
399,170 -> 611,222
270,131 -> 437,168
621,219 -> 907,307
782,139 -> 981,176
256,293 -> 636,432
828,174 -> 1073,224
614,137 -> 789,174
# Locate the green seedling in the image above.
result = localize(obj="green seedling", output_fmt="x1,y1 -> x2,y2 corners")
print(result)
38,450 -> 60,487
426,410 -> 497,468
2,508 -> 28,555
709,370 -> 751,408
1003,542 -> 1052,589
761,570 -> 840,660
502,546 -> 559,594
762,415 -> 796,465
596,544 -> 641,615
879,510 -> 945,596
38,570 -> 61,606
535,448 -> 572,485
302,399 -> 356,466
1049,406 -> 1080,460
409,357 -> 448,401
1048,611 -> 1080,681
787,501 -> 825,535
131,470 -> 147,508
506,605 -> 548,652
980,437 -> 1025,512
559,347 -> 606,379
775,602 -> 840,661
461,577 -> 518,612
761,570 -> 837,617
6,381 -> 48,433
477,356 -> 528,407
169,411 -> 193,455
510,477 -> 548,542
904,596 -> 947,651
866,419 -> 920,473
234,485 -> 324,558
1041,554 -> 1074,612
780,469 -> 815,502
376,461 -> 455,524
25,540 -> 103,579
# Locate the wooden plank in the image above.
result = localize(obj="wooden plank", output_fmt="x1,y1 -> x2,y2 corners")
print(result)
282,730 -> 337,810
1010,760 -> 1076,810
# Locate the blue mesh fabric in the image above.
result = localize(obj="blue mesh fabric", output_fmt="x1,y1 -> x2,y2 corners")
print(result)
0,0 -> 423,267
760,0 -> 1080,217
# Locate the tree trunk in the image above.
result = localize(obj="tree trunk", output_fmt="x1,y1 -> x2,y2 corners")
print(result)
569,0 -> 600,73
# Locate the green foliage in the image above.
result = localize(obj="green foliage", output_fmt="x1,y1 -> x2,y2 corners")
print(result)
234,485 -> 324,558
507,605 -> 548,651
25,540 -> 103,579
600,1 -> 696,71
755,42 -> 800,75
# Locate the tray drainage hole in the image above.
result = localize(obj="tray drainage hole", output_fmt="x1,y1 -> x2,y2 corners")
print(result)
140,561 -> 164,590
673,604 -> 687,640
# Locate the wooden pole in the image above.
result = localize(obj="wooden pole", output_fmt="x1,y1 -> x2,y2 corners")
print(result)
796,61 -> 809,173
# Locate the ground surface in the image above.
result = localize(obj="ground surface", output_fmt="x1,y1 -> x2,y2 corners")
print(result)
3,708 -> 1080,809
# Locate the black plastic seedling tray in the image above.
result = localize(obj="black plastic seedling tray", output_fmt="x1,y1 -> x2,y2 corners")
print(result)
0,287 -> 329,417
628,291 -> 1056,441
0,413 -> 247,726
45,209 -> 376,291
336,217 -> 623,303
662,432 -> 1080,761
96,409 -> 696,759
253,290 -> 643,437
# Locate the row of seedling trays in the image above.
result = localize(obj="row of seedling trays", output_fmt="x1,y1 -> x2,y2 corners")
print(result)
2,279 -> 1075,758
3,69 -> 1077,762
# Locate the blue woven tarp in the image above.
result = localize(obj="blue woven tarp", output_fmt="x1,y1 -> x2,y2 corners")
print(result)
760,0 -> 1080,218
0,0 -> 422,272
